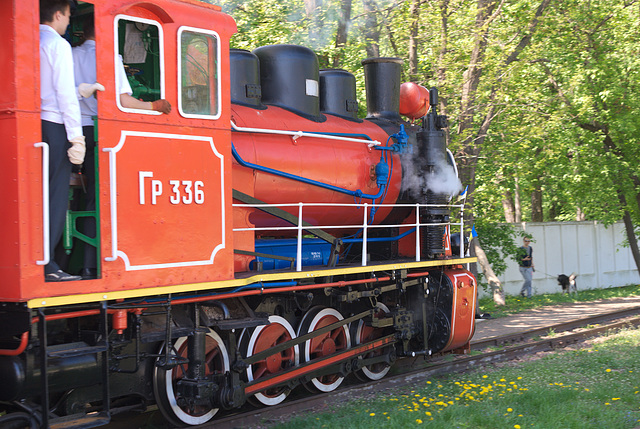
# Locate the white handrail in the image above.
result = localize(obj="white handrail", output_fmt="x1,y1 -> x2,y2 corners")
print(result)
102,147 -> 118,261
415,203 -> 420,262
34,142 -> 50,266
297,203 -> 303,271
233,200 -> 466,267
231,120 -> 382,148
362,203 -> 368,266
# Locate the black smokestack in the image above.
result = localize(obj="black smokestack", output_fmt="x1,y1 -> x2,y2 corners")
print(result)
419,88 -> 450,258
361,57 -> 403,122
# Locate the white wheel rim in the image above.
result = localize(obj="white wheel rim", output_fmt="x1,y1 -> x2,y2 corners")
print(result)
246,315 -> 299,406
162,330 -> 229,425
300,308 -> 351,392
356,303 -> 391,380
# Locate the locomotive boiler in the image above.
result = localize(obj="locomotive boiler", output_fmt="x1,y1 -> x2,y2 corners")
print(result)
0,0 -> 477,427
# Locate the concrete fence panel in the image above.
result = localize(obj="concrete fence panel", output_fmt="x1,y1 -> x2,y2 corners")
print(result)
489,221 -> 639,297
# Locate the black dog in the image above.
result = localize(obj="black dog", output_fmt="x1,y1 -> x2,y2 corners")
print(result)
557,273 -> 578,294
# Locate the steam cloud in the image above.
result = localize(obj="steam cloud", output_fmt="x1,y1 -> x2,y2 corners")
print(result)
400,140 -> 462,200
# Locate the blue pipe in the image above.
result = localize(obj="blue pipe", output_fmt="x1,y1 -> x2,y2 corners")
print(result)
231,143 -> 386,200
231,281 -> 298,293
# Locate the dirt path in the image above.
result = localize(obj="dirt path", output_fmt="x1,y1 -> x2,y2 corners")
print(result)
472,296 -> 640,342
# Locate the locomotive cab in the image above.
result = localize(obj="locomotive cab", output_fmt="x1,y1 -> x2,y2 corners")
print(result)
1,0 -> 237,304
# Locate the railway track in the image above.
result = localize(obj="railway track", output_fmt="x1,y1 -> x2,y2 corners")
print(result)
107,306 -> 640,429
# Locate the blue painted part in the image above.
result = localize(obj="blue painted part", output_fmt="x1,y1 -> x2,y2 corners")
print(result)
375,124 -> 409,153
375,160 -> 389,186
251,238 -> 337,271
231,281 -> 297,293
341,227 -> 416,244
231,143 -> 385,200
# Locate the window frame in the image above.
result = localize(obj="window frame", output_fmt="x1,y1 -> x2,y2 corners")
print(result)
177,26 -> 222,120
113,14 -> 165,116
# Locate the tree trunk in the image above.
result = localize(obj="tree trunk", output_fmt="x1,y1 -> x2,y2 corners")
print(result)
621,209 -> 640,273
472,238 -> 505,305
362,0 -> 380,57
531,183 -> 543,221
304,0 -> 323,42
333,0 -> 352,67
437,0 -> 450,142
514,178 -> 522,222
502,189 -> 515,222
576,207 -> 586,221
617,191 -> 640,275
408,0 -> 420,80
457,0 -> 502,136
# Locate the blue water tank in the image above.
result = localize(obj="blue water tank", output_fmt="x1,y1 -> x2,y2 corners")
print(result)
252,239 -> 336,270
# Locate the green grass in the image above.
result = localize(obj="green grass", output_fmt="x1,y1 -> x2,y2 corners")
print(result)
477,284 -> 640,319
270,327 -> 640,428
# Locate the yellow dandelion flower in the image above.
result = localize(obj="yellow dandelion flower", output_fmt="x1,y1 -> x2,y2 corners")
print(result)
507,408 -> 513,412
370,413 -> 375,416
515,425 -> 521,429
426,381 -> 431,384
517,376 -> 522,380
585,388 -> 590,392
605,403 -> 610,405
612,398 -> 620,401
425,412 -> 432,416
482,375 -> 488,378
387,416 -> 391,420
606,369 -> 612,372
416,419 -> 423,424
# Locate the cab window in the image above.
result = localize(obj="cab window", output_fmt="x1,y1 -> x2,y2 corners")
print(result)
178,27 -> 220,119
115,15 -> 164,114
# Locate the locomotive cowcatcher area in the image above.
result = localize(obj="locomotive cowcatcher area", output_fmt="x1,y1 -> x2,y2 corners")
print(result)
0,0 -> 479,428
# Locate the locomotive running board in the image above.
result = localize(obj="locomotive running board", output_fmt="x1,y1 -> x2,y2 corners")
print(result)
244,334 -> 397,396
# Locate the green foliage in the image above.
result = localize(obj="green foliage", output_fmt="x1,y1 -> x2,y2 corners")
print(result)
475,220 -> 524,277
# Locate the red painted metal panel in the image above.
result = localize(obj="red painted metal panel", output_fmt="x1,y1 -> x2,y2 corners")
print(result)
231,104 -> 403,230
442,268 -> 477,352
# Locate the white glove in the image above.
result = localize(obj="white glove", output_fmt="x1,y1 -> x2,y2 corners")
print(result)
68,135 -> 86,165
77,82 -> 105,98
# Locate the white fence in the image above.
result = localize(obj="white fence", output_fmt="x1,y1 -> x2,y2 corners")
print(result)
488,221 -> 640,297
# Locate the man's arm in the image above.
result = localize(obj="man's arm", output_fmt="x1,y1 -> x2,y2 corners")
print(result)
53,40 -> 82,140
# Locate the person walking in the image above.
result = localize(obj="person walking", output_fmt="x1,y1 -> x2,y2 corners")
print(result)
518,237 -> 534,298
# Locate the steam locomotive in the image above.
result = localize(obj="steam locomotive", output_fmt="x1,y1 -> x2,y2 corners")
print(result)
0,0 -> 477,427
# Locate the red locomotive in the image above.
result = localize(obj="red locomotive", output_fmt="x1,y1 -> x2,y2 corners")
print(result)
0,0 -> 477,427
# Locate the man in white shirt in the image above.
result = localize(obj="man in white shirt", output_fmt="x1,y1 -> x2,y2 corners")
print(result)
40,0 -> 84,282
72,15 -> 171,278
